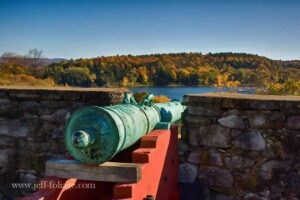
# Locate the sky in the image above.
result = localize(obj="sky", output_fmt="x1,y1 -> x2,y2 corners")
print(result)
0,0 -> 300,60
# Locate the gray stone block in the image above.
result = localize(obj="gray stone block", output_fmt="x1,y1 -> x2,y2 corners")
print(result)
232,131 -> 266,151
198,166 -> 233,188
0,119 -> 29,137
179,163 -> 198,183
0,149 -> 15,167
225,156 -> 255,169
218,115 -> 245,129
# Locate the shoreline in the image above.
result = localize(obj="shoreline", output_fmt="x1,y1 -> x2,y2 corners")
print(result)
128,85 -> 254,88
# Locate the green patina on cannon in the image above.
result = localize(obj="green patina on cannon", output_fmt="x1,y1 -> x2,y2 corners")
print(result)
64,93 -> 186,164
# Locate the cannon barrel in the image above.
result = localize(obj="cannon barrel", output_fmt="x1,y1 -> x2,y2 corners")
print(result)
64,93 -> 185,164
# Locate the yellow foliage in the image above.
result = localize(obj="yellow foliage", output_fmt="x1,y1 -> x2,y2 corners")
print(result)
226,80 -> 241,93
203,77 -> 209,85
258,79 -> 300,95
133,92 -> 170,103
0,73 -> 55,87
0,80 -> 11,86
215,74 -> 229,87
138,67 -> 148,83
198,67 -> 210,73
121,77 -> 129,87
153,95 -> 171,103
226,81 -> 241,88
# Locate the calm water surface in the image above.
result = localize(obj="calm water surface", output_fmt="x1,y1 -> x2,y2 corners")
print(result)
129,86 -> 254,99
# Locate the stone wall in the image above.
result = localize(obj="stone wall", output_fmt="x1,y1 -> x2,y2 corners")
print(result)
0,86 -> 127,197
179,93 -> 300,200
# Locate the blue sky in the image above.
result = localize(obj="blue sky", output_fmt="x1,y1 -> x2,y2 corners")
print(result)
0,0 -> 299,60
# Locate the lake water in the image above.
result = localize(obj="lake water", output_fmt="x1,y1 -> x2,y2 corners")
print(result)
129,86 -> 254,99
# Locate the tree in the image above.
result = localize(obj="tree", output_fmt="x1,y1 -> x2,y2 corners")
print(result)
1,52 -> 18,58
215,74 -> 228,87
177,69 -> 190,84
27,48 -> 44,67
155,66 -> 174,85
44,65 -> 65,84
189,72 -> 201,85
63,67 -> 95,86
137,67 -> 148,84
121,77 -> 129,87
1,52 -> 22,67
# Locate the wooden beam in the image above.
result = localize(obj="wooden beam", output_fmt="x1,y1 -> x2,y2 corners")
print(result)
46,159 -> 142,183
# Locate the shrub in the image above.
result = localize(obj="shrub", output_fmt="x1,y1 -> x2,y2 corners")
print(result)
153,95 -> 171,103
133,91 -> 149,103
133,91 -> 170,104
0,73 -> 55,87
258,80 -> 300,96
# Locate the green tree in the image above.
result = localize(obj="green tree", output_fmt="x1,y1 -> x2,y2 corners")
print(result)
63,67 -> 95,86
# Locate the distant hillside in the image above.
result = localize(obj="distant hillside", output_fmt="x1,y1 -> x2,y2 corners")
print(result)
43,52 -> 300,87
0,57 -> 66,66
41,58 -> 67,66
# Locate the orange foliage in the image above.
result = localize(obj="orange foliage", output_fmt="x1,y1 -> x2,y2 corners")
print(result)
153,95 -> 171,103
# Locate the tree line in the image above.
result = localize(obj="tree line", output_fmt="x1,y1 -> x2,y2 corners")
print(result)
43,52 -> 300,87
1,51 -> 300,90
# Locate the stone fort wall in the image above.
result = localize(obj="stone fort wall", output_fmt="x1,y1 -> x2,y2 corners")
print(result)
180,93 -> 300,199
1,87 -> 300,199
0,86 -> 127,197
